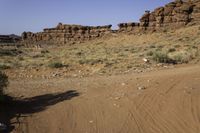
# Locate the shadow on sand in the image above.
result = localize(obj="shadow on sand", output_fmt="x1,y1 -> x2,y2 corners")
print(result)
0,90 -> 80,133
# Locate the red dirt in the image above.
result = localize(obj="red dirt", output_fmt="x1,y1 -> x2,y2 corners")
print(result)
5,64 -> 200,133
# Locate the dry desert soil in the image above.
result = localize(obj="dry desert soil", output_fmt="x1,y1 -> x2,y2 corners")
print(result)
4,64 -> 200,133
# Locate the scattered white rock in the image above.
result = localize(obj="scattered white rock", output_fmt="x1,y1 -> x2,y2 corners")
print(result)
73,74 -> 77,77
121,83 -> 126,86
89,120 -> 93,124
115,97 -> 120,100
52,73 -> 59,77
163,65 -> 168,68
113,103 -> 120,108
138,86 -> 146,90
143,58 -> 149,63
190,87 -> 195,90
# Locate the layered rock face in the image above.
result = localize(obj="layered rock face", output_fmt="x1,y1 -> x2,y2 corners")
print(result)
22,0 -> 200,45
0,35 -> 21,43
118,0 -> 200,32
140,0 -> 196,30
22,23 -> 112,45
117,22 -> 140,32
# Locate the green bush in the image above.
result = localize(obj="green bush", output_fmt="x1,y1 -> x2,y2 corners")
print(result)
168,48 -> 176,53
146,50 -> 154,56
41,50 -> 49,54
169,51 -> 194,64
0,71 -> 8,102
48,62 -> 65,68
173,54 -> 189,63
0,64 -> 10,70
152,51 -> 171,63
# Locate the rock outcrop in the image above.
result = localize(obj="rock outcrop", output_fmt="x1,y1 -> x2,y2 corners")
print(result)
117,22 -> 140,32
22,0 -> 200,45
22,23 -> 112,45
119,0 -> 200,33
140,0 -> 196,30
0,35 -> 21,43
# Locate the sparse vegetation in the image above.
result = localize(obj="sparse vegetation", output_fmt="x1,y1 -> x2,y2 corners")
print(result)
48,62 -> 66,68
168,48 -> 176,53
0,64 -> 11,70
146,50 -> 154,56
41,50 -> 49,54
150,48 -> 199,64
0,49 -> 22,56
152,51 -> 172,63
0,25 -> 200,77
172,53 -> 190,63
0,71 -> 8,102
169,50 -> 198,64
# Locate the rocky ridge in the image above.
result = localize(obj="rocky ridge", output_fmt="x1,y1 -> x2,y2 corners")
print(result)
22,0 -> 200,45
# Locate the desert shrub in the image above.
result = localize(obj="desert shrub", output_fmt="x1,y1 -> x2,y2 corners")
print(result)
76,51 -> 83,56
146,50 -> 154,56
149,45 -> 156,49
41,50 -> 49,54
158,45 -> 164,49
174,44 -> 181,48
0,64 -> 10,70
168,48 -> 176,53
32,54 -> 45,58
169,51 -> 196,64
18,56 -> 24,61
0,71 -> 8,102
152,51 -> 172,63
173,54 -> 189,63
79,58 -> 103,65
48,62 -> 66,68
0,49 -> 22,56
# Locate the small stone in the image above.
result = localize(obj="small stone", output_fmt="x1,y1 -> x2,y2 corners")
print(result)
113,103 -> 120,108
121,83 -> 126,86
143,58 -> 149,63
138,86 -> 146,90
89,120 -> 93,123
73,74 -> 77,77
115,97 -> 120,100
52,73 -> 59,77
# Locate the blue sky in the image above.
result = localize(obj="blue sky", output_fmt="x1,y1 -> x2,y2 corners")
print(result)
0,0 -> 172,35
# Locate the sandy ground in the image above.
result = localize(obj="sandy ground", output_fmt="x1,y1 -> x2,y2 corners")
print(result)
6,65 -> 200,133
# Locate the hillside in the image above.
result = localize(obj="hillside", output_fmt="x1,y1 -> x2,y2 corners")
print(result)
1,25 -> 200,78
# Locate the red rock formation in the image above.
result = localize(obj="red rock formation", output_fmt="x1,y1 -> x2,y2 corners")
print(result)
22,0 -> 200,45
22,23 -> 112,45
118,22 -> 140,32
119,0 -> 200,33
140,0 -> 199,30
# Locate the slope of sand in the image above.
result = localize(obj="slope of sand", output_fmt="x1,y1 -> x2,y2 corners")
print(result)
7,65 -> 200,133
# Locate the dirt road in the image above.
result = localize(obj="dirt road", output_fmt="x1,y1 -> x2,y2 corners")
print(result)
7,65 -> 200,133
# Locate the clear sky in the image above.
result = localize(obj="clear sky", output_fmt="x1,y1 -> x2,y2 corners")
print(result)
0,0 -> 172,35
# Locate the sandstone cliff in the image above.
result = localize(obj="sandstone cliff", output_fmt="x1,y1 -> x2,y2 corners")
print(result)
22,0 -> 200,45
119,0 -> 200,32
22,23 -> 112,45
